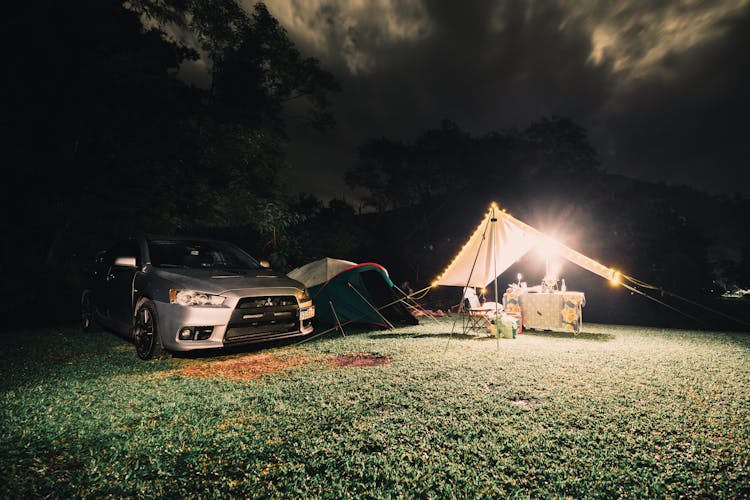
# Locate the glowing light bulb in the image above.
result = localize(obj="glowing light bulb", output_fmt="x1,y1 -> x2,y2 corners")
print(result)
610,271 -> 621,286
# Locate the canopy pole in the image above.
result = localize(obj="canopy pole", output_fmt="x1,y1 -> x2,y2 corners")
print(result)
446,210 -> 494,350
492,209 -> 500,349
329,301 -> 346,337
347,282 -> 395,330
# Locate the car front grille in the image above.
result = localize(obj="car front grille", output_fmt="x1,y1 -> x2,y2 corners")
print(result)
224,295 -> 300,343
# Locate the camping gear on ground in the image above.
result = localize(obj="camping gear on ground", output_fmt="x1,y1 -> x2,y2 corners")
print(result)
499,313 -> 519,339
488,322 -> 498,337
288,258 -> 418,328
461,287 -> 503,333
504,311 -> 523,335
435,203 -> 610,335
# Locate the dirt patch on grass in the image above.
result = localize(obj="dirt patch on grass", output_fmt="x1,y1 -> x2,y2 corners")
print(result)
177,352 -> 318,381
159,351 -> 391,381
331,353 -> 392,367
510,398 -> 537,408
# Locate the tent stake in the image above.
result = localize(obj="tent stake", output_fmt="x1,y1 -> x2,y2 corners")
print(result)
329,301 -> 346,337
347,282 -> 395,330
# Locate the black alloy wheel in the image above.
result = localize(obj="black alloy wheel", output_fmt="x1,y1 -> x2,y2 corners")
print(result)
133,300 -> 165,360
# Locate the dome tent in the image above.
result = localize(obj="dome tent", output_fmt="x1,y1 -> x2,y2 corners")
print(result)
288,258 -> 418,327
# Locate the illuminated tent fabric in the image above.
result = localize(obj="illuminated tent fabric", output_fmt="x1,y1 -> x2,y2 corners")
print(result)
435,211 -> 540,287
434,203 -> 617,289
288,258 -> 418,327
287,257 -> 357,287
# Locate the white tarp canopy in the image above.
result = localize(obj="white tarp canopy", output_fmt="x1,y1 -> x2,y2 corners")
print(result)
287,257 -> 357,288
434,203 -> 616,289
435,210 -> 539,287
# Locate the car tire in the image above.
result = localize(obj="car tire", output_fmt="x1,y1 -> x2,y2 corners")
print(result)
81,290 -> 96,332
133,299 -> 167,360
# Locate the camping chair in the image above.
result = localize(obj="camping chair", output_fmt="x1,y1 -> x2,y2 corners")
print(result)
462,287 -> 503,333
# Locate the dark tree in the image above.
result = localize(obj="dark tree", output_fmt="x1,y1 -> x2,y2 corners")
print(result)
286,197 -> 368,267
346,138 -> 413,212
129,1 -> 340,133
346,120 -> 474,212
521,116 -> 600,178
738,246 -> 750,288
1,0 -> 339,324
411,120 -> 475,200
3,0 -> 197,319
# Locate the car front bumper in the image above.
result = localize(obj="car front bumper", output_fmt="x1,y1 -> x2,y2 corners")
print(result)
154,299 -> 314,352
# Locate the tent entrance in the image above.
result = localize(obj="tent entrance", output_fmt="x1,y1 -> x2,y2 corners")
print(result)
360,270 -> 418,326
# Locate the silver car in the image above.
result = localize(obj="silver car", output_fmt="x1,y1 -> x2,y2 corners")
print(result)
81,235 -> 315,359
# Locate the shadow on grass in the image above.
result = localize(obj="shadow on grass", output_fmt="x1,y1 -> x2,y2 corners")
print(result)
368,332 -> 481,341
521,330 -> 616,342
171,336 -> 311,359
71,326 -> 314,362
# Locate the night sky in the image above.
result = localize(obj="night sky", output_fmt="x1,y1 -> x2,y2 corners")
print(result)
181,1 -> 750,201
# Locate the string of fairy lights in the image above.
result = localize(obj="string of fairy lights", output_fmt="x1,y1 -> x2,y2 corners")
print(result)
429,202 -> 748,329
431,202 -> 502,287
431,202 -> 622,288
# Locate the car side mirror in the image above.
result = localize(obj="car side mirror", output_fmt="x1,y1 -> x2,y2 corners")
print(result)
114,256 -> 137,268
259,260 -> 270,269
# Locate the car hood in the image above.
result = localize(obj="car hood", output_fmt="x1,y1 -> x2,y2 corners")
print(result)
151,267 -> 305,294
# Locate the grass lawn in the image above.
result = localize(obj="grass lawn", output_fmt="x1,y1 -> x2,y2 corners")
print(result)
1,320 -> 748,498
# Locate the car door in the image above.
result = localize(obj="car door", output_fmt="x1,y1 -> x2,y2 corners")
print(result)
103,239 -> 141,329
89,250 -> 110,317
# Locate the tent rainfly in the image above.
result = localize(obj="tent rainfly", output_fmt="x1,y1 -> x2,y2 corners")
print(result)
434,202 -> 619,293
288,258 -> 418,328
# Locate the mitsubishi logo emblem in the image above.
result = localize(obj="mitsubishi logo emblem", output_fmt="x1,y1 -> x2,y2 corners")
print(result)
264,297 -> 273,307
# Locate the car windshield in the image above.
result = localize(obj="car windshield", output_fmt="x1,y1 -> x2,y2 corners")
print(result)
148,239 -> 261,270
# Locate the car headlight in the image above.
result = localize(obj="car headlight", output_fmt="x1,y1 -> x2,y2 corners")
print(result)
169,289 -> 226,307
299,289 -> 311,302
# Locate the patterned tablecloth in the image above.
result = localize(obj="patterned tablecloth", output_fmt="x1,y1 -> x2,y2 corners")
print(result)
502,290 -> 586,333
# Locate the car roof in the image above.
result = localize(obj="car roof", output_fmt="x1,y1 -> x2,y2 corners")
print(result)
143,234 -> 233,244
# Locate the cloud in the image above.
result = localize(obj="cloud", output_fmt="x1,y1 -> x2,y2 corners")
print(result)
570,0 -> 749,81
591,5 -> 750,194
262,0 -> 433,74
258,0 -> 750,197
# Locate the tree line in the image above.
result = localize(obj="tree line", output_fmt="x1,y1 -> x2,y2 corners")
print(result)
2,0 -> 338,323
